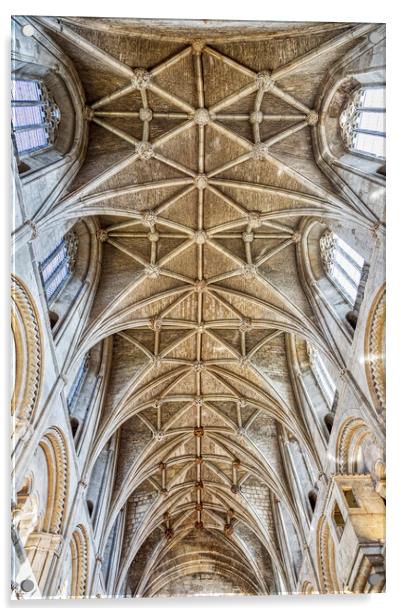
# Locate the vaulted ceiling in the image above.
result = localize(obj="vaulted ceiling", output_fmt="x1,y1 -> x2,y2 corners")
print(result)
35,17 -> 376,596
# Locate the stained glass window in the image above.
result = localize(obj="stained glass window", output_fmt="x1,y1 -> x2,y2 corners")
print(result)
67,354 -> 90,411
11,79 -> 60,155
340,87 -> 385,159
40,232 -> 78,304
320,231 -> 364,306
307,345 -> 336,409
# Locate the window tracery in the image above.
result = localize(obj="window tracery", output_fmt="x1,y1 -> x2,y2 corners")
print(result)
307,344 -> 336,409
40,231 -> 78,304
67,353 -> 91,413
320,230 -> 364,306
11,79 -> 61,155
10,17 -> 386,599
339,87 -> 385,159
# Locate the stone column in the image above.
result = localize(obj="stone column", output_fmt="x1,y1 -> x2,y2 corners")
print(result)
24,531 -> 63,594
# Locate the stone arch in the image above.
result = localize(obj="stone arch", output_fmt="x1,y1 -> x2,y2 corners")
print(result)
313,26 -> 386,201
364,284 -> 385,414
69,525 -> 90,599
13,427 -> 69,592
15,427 -> 69,538
35,217 -> 101,345
336,416 -> 384,477
11,275 -> 43,445
12,473 -> 40,545
316,516 -> 340,594
11,16 -> 87,185
297,218 -> 371,349
300,580 -> 316,594
39,428 -> 69,534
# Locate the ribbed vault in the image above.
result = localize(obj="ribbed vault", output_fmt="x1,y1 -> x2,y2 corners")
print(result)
32,17 -> 379,596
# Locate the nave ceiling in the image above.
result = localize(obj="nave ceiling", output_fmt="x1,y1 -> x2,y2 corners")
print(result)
21,17 -> 384,596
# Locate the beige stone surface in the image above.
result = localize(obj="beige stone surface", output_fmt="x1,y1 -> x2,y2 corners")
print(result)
11,15 -> 385,600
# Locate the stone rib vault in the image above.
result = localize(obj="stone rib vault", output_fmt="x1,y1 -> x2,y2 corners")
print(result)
11,16 -> 386,598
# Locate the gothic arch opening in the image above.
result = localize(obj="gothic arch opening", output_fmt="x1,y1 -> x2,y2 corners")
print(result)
11,16 -> 386,600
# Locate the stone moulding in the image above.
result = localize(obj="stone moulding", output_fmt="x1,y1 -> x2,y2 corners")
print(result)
11,275 -> 43,442
364,285 -> 386,413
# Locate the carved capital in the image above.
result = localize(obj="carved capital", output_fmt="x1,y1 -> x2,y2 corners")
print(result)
239,356 -> 251,369
251,142 -> 270,161
145,265 -> 161,279
139,107 -> 153,122
96,229 -> 108,242
242,231 -> 254,243
319,229 -> 337,276
194,279 -> 207,292
306,111 -> 319,126
135,141 -> 154,160
148,231 -> 159,242
239,318 -> 252,332
148,317 -> 162,331
236,427 -> 246,439
256,71 -> 274,92
250,111 -> 263,124
152,355 -> 162,368
83,107 -> 94,121
247,211 -> 262,228
242,264 -> 258,279
25,219 -> 37,240
194,174 -> 209,190
193,108 -> 210,126
192,40 -> 205,54
194,230 -> 207,245
78,479 -> 88,490
131,68 -> 152,90
193,361 -> 206,373
142,210 -> 157,227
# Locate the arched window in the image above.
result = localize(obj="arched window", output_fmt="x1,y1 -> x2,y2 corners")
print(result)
308,490 -> 318,513
86,500 -> 94,519
324,413 -> 334,435
340,86 -> 385,159
70,417 -> 80,439
320,230 -> 365,307
39,231 -> 78,305
11,79 -> 60,155
67,353 -> 91,414
307,344 -> 336,409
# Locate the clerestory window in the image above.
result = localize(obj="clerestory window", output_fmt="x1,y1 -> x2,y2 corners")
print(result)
307,344 -> 337,409
40,232 -> 78,304
320,230 -> 364,306
11,78 -> 60,155
67,353 -> 91,413
340,86 -> 385,159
